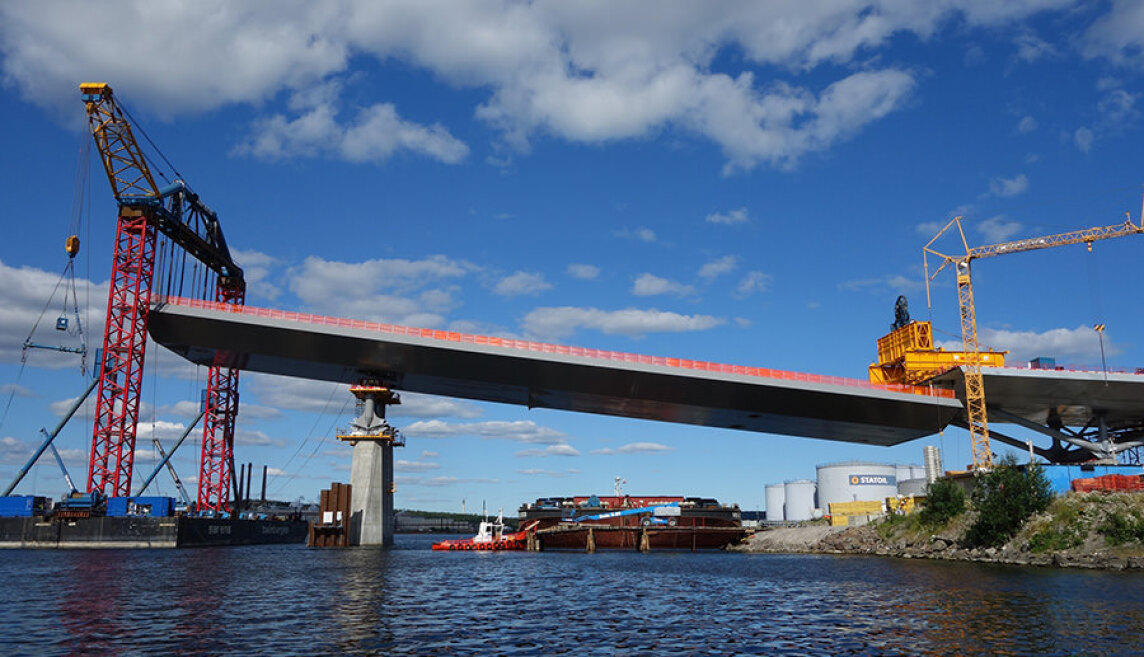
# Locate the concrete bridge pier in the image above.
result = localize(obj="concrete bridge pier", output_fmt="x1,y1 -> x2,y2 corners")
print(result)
338,383 -> 404,546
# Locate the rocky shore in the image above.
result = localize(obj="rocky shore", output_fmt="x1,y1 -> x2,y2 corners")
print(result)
731,492 -> 1144,571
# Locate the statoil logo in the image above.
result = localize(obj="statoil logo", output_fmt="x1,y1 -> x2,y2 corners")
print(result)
850,474 -> 895,486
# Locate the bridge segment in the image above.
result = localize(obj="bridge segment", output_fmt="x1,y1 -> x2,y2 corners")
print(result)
147,297 -> 964,545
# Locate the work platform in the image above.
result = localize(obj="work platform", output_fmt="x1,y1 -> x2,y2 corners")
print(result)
147,297 -> 961,446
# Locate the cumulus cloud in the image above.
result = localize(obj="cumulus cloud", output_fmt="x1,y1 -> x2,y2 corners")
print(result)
698,256 -> 738,280
1017,116 -> 1037,133
976,215 -> 1023,243
236,90 -> 469,165
1074,126 -> 1094,152
989,173 -> 1029,197
0,2 -> 1109,171
591,442 -> 675,455
403,419 -> 566,444
705,208 -> 749,225
521,306 -> 724,340
736,271 -> 773,296
632,273 -> 694,297
515,444 -> 580,457
494,271 -> 552,297
566,264 -> 600,280
939,325 -> 1116,363
615,227 -> 658,243
395,459 -> 441,473
0,259 -> 105,368
287,254 -> 472,326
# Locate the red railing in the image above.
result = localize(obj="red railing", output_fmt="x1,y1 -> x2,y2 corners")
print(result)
159,296 -> 956,399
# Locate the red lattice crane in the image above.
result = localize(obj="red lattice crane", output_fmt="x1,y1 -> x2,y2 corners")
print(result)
81,83 -> 245,511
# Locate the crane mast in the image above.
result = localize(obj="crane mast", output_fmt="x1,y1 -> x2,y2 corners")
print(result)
924,208 -> 1144,470
80,83 -> 245,510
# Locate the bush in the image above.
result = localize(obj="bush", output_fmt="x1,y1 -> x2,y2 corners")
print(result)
965,455 -> 1053,548
1099,510 -> 1144,546
918,477 -> 966,527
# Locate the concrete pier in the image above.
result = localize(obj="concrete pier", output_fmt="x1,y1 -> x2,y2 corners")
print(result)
349,440 -> 394,546
338,383 -> 403,546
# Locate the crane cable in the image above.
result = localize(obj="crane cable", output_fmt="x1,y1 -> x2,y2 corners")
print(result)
0,137 -> 92,437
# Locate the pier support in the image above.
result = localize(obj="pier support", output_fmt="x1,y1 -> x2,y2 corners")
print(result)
337,383 -> 404,546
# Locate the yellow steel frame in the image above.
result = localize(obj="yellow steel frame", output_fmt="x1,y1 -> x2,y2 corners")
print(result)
923,207 -> 1144,470
80,83 -> 160,201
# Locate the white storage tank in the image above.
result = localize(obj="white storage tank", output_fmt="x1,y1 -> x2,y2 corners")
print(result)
783,480 -> 816,522
765,484 -> 785,522
898,478 -> 928,497
911,464 -> 927,481
895,464 -> 912,484
816,461 -> 898,510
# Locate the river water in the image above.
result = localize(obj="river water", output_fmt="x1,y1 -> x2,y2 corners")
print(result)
2,534 -> 1141,656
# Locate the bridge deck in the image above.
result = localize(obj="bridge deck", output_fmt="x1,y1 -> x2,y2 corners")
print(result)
147,297 -> 962,446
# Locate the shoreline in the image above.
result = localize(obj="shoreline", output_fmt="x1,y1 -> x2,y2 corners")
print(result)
731,524 -> 1144,571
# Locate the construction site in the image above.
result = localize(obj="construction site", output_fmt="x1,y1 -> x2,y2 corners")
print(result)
2,82 -> 1143,548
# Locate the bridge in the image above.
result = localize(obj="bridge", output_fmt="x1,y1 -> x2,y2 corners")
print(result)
147,296 -> 967,545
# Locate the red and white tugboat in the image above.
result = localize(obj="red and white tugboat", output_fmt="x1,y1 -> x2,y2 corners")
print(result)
431,510 -> 533,551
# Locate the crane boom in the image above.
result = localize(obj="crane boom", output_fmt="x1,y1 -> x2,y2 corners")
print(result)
924,205 -> 1144,470
80,81 -> 246,511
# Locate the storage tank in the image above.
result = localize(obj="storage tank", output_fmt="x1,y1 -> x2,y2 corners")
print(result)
924,445 -> 943,483
898,478 -> 928,497
783,480 -> 816,522
816,461 -> 898,510
894,464 -> 912,484
911,465 -> 927,481
765,484 -> 785,522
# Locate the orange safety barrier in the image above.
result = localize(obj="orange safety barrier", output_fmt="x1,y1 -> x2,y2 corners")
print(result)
157,296 -> 957,399
1071,474 -> 1144,493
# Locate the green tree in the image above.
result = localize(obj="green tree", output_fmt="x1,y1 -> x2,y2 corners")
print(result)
965,455 -> 1053,548
918,477 -> 966,527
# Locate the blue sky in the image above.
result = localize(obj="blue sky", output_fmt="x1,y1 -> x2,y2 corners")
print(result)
2,1 -> 1143,513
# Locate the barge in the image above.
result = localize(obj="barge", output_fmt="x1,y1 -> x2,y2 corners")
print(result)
519,494 -> 750,551
0,495 -> 308,548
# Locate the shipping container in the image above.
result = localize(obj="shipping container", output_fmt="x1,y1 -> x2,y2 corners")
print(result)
0,496 -> 48,517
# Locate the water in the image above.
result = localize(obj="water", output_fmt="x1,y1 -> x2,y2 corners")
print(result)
2,534 -> 1142,656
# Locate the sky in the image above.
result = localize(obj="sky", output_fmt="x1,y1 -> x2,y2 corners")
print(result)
1,1 -> 1143,514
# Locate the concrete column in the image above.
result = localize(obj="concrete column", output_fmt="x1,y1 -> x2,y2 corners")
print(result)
349,439 -> 394,546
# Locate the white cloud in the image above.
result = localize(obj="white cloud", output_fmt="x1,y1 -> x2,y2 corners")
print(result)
989,173 -> 1029,197
237,92 -> 469,165
939,325 -> 1116,363
567,264 -> 601,280
1098,88 -> 1139,126
0,2 -> 1104,172
1013,30 -> 1056,63
706,208 -> 749,225
591,442 -> 675,455
736,271 -> 773,296
420,450 -> 438,458
287,254 -> 472,326
232,248 -> 283,302
698,256 -> 738,280
494,271 -> 552,297
0,259 -> 105,368
521,306 -> 724,340
615,227 -> 658,243
1017,116 -> 1037,133
0,384 -> 34,398
403,419 -> 566,444
515,444 -> 580,457
136,420 -> 189,442
1074,126 -> 1094,152
1082,0 -> 1144,66
395,459 -> 441,473
632,273 -> 694,297
976,215 -> 1023,243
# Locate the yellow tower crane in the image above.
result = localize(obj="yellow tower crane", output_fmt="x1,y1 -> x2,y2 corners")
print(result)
923,204 -> 1144,470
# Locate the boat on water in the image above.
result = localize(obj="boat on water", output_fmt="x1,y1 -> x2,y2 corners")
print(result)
431,510 -> 533,551
517,480 -> 750,551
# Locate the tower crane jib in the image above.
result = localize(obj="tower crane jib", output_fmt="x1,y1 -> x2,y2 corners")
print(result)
923,203 -> 1144,470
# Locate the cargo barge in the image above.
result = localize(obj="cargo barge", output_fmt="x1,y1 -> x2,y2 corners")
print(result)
519,494 -> 750,551
0,495 -> 307,549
